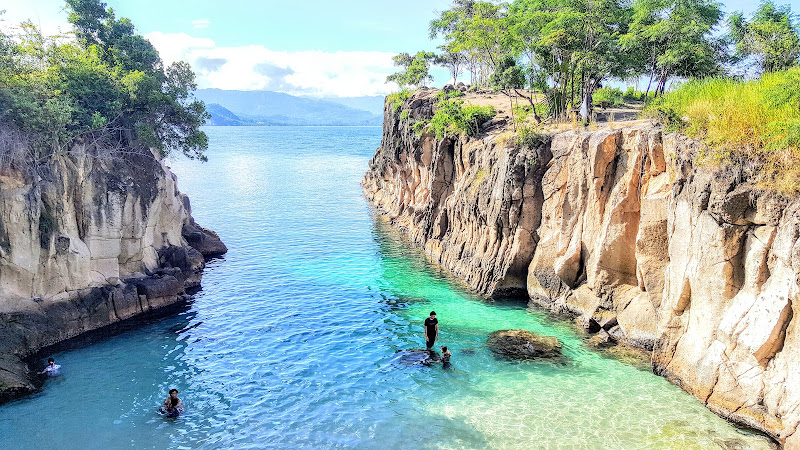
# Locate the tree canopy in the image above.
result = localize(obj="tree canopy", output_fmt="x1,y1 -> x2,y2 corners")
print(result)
387,51 -> 436,88
395,0 -> 799,122
0,0 -> 208,163
729,0 -> 800,74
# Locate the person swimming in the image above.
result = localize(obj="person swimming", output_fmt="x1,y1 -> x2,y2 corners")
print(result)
159,389 -> 184,417
441,346 -> 452,369
39,358 -> 61,376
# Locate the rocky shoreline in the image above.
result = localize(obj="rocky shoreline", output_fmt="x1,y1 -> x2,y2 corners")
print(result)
0,143 -> 226,404
363,89 -> 800,447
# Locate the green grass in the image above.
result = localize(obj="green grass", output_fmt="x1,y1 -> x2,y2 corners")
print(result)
647,68 -> 800,193
387,89 -> 414,113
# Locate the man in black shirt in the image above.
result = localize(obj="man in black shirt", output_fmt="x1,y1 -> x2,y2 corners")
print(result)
424,311 -> 438,351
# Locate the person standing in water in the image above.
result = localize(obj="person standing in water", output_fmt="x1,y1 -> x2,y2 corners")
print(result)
159,389 -> 184,417
424,311 -> 438,351
40,358 -> 60,376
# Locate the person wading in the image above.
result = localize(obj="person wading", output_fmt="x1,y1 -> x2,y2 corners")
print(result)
424,311 -> 439,351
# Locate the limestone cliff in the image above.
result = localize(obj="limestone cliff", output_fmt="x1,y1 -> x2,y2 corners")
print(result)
0,138 -> 226,402
363,90 -> 799,447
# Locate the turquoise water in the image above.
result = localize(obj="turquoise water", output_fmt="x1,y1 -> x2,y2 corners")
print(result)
0,126 -> 774,449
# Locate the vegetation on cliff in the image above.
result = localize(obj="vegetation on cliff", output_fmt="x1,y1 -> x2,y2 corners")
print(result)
648,67 -> 800,191
0,0 -> 208,164
389,0 -> 799,124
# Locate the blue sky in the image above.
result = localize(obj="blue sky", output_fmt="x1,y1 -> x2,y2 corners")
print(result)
2,0 -> 782,97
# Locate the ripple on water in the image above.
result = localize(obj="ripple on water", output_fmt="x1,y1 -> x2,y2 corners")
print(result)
0,127 -> 775,449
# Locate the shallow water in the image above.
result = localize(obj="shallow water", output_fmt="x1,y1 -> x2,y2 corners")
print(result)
0,126 -> 774,449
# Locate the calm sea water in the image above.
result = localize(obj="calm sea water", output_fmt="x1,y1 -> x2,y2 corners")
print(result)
0,126 -> 774,449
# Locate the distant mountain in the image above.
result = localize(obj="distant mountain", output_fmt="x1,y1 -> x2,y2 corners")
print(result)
204,103 -> 249,126
315,96 -> 386,116
196,89 -> 382,126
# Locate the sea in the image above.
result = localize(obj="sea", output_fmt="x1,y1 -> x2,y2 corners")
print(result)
0,126 -> 774,449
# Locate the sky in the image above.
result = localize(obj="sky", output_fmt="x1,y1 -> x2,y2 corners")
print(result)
0,0 -> 780,98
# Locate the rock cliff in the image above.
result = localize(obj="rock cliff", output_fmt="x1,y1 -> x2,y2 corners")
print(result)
363,90 -> 799,447
0,138 -> 226,402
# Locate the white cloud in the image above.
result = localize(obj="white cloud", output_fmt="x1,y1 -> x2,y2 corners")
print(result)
191,19 -> 210,29
144,31 -> 398,97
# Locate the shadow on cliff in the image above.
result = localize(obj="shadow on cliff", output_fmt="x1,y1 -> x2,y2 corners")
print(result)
370,213 -> 528,309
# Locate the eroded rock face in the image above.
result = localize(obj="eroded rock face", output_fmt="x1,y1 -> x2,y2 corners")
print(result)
0,142 -> 225,402
486,329 -> 562,359
363,91 -> 551,297
363,91 -> 800,446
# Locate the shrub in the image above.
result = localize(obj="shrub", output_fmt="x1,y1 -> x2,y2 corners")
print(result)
623,87 -> 653,102
387,89 -> 413,113
512,104 -> 533,124
427,98 -> 495,139
435,90 -> 465,101
515,124 -> 546,149
593,88 -> 624,107
646,68 -> 800,192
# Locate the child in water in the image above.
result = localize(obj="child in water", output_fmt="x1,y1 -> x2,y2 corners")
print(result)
441,346 -> 452,369
159,389 -> 184,417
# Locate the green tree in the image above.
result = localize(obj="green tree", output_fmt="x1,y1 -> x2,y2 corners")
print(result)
434,47 -> 466,84
728,1 -> 800,74
64,0 -> 208,160
490,55 -> 528,125
510,0 -> 631,121
387,51 -> 436,88
0,0 -> 208,162
430,1 -> 515,86
621,0 -> 724,97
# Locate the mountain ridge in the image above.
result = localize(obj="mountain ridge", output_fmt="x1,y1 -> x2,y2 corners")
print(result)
196,89 -> 383,126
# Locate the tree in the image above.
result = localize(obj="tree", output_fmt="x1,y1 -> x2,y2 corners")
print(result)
64,0 -> 208,160
510,0 -> 631,121
490,55 -> 528,125
387,51 -> 436,88
621,0 -> 724,97
728,1 -> 800,74
430,1 -> 515,86
434,47 -> 466,84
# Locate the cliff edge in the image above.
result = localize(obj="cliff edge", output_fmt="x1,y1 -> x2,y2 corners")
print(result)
363,89 -> 799,447
0,139 -> 226,402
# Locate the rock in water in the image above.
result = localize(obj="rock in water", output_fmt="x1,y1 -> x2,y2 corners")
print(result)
394,349 -> 441,366
486,329 -> 562,359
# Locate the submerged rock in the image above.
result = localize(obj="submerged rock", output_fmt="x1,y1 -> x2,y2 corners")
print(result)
394,349 -> 441,366
486,329 -> 562,359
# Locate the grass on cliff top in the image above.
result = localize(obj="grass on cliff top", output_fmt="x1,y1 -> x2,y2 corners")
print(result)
387,89 -> 414,113
646,68 -> 800,193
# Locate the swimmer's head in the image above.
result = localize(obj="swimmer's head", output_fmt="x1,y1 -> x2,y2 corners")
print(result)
169,389 -> 179,398
441,346 -> 448,352
47,358 -> 54,365
430,311 -> 436,317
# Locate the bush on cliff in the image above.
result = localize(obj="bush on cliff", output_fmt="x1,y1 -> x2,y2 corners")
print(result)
387,89 -> 413,113
0,0 -> 208,163
647,68 -> 800,192
424,98 -> 495,139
